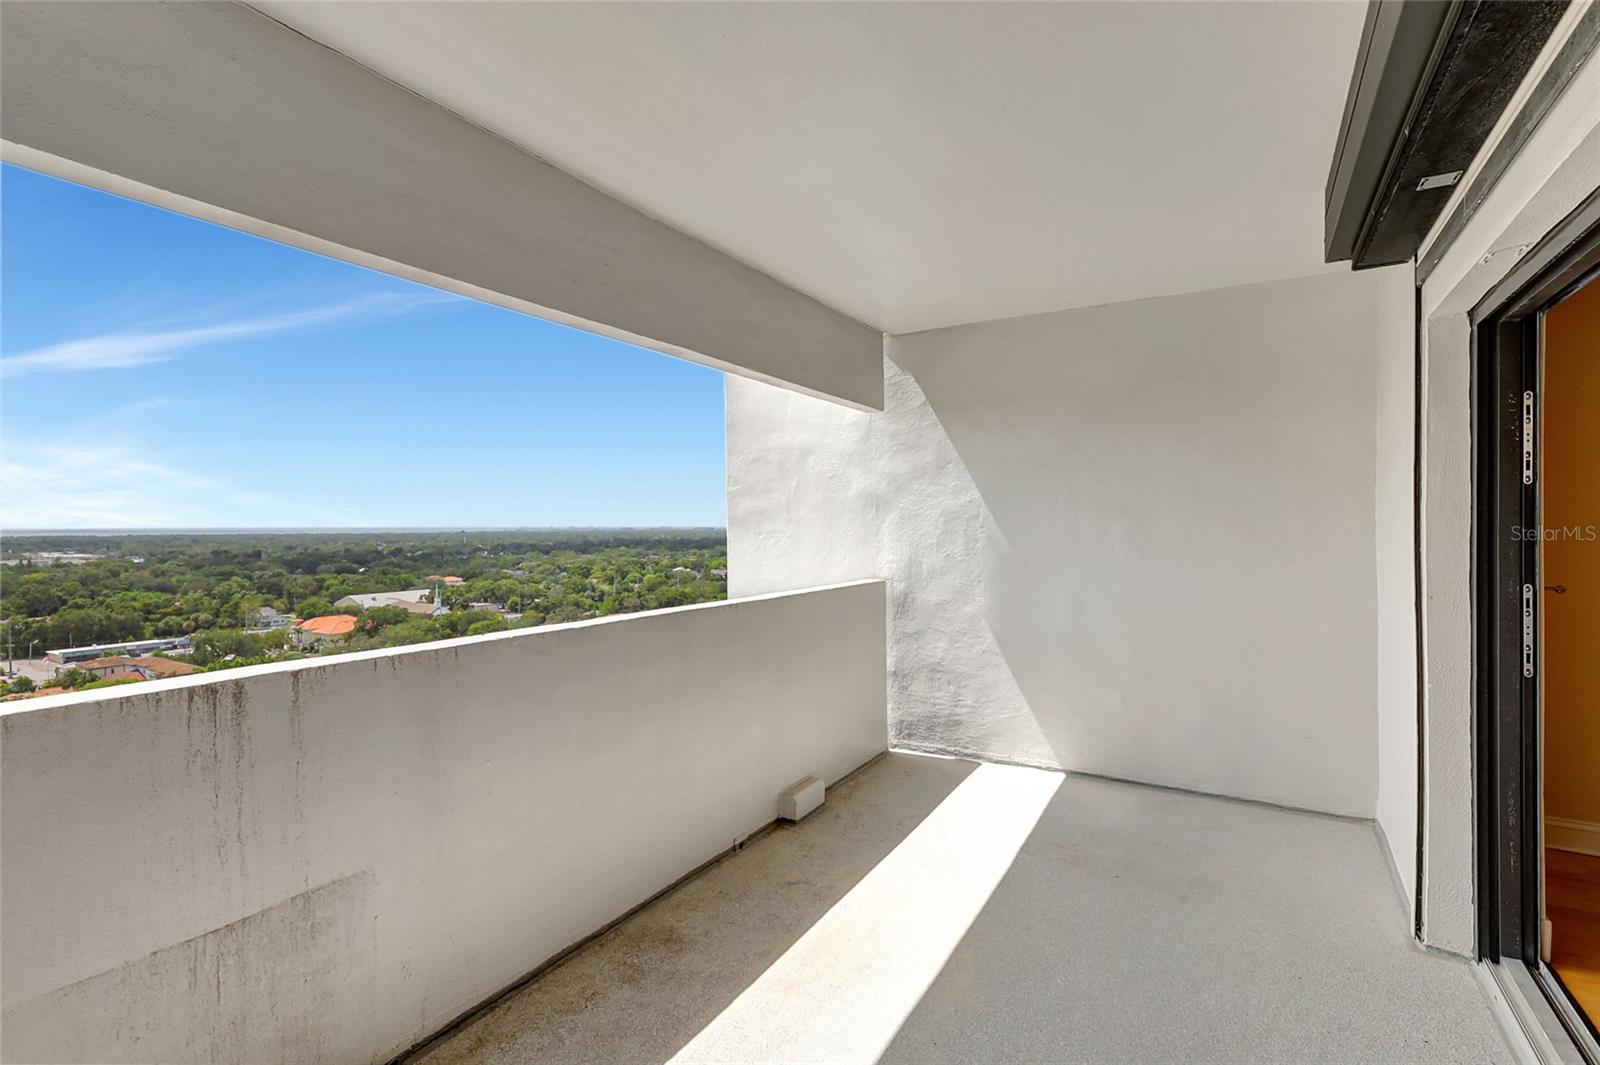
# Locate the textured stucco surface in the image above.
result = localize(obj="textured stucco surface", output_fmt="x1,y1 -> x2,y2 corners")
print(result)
731,268 -> 1412,817
406,752 -> 1510,1065
730,359 -> 1042,768
1,584 -> 887,1064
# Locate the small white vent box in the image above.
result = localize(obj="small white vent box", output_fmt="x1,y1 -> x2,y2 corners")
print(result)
778,776 -> 825,822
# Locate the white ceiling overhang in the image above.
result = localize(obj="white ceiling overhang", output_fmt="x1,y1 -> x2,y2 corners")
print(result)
2,2 -> 1368,409
255,1 -> 1368,335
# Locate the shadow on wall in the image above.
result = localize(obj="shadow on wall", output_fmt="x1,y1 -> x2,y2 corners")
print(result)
726,265 -> 1414,812
730,268 -> 1409,817
885,270 -> 1395,815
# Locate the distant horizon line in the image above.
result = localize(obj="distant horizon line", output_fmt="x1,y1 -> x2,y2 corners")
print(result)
2,526 -> 729,535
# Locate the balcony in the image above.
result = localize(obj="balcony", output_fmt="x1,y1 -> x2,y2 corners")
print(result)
406,752 -> 1509,1065
1,585 -> 887,1064
2,591 -> 1511,1064
7,0 -> 1599,1061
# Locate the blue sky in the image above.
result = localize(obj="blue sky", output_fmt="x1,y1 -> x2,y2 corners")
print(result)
0,163 -> 727,529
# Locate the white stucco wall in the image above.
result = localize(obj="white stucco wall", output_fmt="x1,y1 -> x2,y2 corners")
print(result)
1375,282 -> 1420,918
1414,42 -> 1600,954
0,583 -> 887,1064
731,268 -> 1412,818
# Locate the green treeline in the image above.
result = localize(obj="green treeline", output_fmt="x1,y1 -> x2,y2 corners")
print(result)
0,530 -> 728,669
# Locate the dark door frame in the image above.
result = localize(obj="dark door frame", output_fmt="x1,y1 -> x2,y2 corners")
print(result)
1472,185 -> 1600,1054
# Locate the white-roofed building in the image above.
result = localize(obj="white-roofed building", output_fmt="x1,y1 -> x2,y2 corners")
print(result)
334,589 -> 445,616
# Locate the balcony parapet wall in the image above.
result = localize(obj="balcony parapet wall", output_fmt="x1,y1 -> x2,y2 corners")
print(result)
0,581 -> 888,1064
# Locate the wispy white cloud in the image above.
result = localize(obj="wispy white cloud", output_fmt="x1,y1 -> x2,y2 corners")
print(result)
1,384 -> 386,529
0,437 -> 383,530
1,290 -> 461,378
0,441 -> 212,528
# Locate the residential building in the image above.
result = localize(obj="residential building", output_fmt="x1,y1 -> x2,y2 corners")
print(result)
247,606 -> 294,631
335,589 -> 446,617
93,672 -> 147,686
1,685 -> 66,702
4,3 -> 1600,1063
72,656 -> 200,682
334,589 -> 430,609
293,614 -> 359,647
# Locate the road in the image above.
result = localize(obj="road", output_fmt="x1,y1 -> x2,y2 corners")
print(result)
3,657 -> 59,685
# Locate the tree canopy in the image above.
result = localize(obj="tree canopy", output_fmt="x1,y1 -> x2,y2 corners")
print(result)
2,530 -> 728,678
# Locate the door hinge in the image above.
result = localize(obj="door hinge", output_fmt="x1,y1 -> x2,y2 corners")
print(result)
1523,583 -> 1535,678
1522,390 -> 1534,486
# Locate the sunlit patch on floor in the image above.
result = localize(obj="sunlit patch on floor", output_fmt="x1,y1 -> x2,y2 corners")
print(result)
669,761 -> 1060,1064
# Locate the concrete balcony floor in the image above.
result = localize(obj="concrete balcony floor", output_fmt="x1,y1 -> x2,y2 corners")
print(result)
407,753 -> 1510,1064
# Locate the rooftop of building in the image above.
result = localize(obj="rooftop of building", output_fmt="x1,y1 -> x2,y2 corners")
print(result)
296,614 -> 359,636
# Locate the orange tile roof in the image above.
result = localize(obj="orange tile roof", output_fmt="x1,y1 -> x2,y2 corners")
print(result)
80,655 -> 198,676
80,655 -> 139,670
2,687 -> 66,701
126,656 -> 199,677
297,614 -> 357,636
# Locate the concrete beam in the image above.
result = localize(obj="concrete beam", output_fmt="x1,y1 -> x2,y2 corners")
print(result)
0,1 -> 883,411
